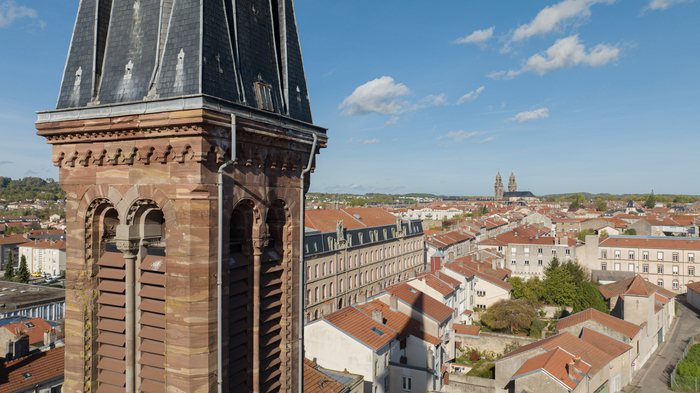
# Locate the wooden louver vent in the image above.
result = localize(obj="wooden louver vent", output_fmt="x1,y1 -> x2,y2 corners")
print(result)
260,249 -> 283,393
229,252 -> 251,391
138,255 -> 166,392
96,251 -> 127,392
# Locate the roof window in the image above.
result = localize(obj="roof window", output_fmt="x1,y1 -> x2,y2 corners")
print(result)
371,327 -> 384,336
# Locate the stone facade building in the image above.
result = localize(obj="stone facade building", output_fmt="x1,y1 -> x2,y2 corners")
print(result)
494,172 -> 537,202
18,239 -> 66,277
303,208 -> 425,321
35,1 -> 326,392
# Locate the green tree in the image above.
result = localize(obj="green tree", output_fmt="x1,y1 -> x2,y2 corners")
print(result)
577,229 -> 595,242
645,190 -> 656,209
542,257 -> 580,307
16,255 -> 30,284
3,251 -> 14,281
596,201 -> 608,211
624,228 -> 637,235
573,281 -> 609,314
569,200 -> 582,209
480,299 -> 537,334
599,230 -> 608,238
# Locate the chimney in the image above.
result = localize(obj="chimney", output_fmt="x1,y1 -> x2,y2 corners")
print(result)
568,360 -> 575,379
574,355 -> 581,372
389,295 -> 398,311
371,310 -> 383,324
5,340 -> 12,362
44,328 -> 57,346
35,239 -> 38,244
435,270 -> 440,279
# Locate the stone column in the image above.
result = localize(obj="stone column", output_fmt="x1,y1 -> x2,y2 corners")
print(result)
117,238 -> 139,393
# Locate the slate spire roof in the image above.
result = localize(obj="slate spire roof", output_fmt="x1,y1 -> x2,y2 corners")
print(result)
56,0 -> 313,123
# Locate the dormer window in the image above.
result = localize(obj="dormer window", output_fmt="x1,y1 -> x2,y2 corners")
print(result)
255,82 -> 274,111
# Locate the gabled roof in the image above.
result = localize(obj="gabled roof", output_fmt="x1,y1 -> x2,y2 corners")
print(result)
686,281 -> 700,294
354,300 -> 440,345
512,347 -> 591,390
497,332 -> 612,375
323,306 -> 396,351
598,274 -> 676,299
0,346 -> 65,392
412,272 -> 459,297
303,358 -> 348,393
556,308 -> 642,340
385,283 -> 454,324
445,261 -> 513,292
599,235 -> 700,251
579,327 -> 632,358
424,231 -> 474,249
1,317 -> 54,345
18,239 -> 66,250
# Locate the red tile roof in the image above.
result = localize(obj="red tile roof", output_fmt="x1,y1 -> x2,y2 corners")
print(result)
18,239 -> 66,250
686,281 -> 700,294
354,300 -> 440,345
303,358 -> 347,393
579,327 -> 632,358
305,207 -> 397,233
386,283 -> 454,323
454,324 -> 480,336
479,230 -> 577,247
0,234 -> 31,245
512,347 -> 591,390
598,274 -> 676,299
1,318 -> 54,345
323,306 -> 396,351
556,308 -> 641,340
599,236 -> 700,251
0,346 -> 64,392
445,261 -> 513,291
424,231 -> 474,248
412,272 -> 458,297
498,332 -> 612,375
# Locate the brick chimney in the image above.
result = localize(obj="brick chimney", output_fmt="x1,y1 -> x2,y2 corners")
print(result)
44,328 -> 57,346
574,355 -> 581,373
568,360 -> 575,379
372,310 -> 383,324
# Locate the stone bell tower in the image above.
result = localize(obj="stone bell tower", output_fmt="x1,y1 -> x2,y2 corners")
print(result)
36,1 -> 327,392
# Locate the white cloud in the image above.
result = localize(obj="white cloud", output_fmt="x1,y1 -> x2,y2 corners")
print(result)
491,35 -> 619,78
339,76 -> 411,115
486,71 -> 506,80
385,116 -> 399,125
412,93 -> 448,110
457,86 -> 485,105
391,138 -> 399,143
511,0 -> 613,42
512,108 -> 550,123
0,0 -> 37,28
359,138 -> 379,145
438,130 -> 480,143
645,0 -> 693,10
478,136 -> 497,144
454,26 -> 495,46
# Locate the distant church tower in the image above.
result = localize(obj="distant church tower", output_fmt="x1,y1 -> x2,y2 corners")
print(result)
495,171 -> 504,199
508,172 -> 517,192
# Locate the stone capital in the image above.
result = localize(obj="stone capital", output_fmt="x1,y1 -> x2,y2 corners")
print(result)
115,239 -> 140,258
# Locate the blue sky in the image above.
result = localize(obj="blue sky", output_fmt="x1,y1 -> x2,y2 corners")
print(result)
1,0 -> 698,196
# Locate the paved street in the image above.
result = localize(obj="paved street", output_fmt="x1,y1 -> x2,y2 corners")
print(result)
622,294 -> 700,393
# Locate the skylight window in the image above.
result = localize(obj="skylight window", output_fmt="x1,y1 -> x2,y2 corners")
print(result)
24,322 -> 34,328
371,327 -> 384,336
408,288 -> 418,294
22,372 -> 32,379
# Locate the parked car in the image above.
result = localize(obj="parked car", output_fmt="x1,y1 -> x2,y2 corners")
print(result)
31,272 -> 42,277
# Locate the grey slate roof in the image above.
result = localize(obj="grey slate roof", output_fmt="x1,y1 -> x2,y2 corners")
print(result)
56,0 -> 313,124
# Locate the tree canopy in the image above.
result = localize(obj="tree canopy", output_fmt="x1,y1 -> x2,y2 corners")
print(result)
3,251 -> 14,281
16,255 -> 29,284
645,190 -> 656,209
480,299 -> 538,333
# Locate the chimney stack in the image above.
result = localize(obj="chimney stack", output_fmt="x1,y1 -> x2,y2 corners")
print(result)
574,355 -> 581,372
435,270 -> 440,279
568,360 -> 576,379
372,310 -> 384,324
44,328 -> 57,346
389,295 -> 398,311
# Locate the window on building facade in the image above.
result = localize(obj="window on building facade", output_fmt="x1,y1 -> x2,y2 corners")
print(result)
643,264 -> 649,273
658,265 -> 664,274
538,260 -> 543,266
614,263 -> 621,271
690,254 -> 695,263
255,82 -> 274,111
511,247 -> 516,254
307,266 -> 311,282
306,290 -> 310,305
601,250 -> 607,259
402,376 -> 412,391
314,287 -> 319,302
601,262 -> 607,270
658,279 -> 664,287
673,265 -> 679,275
673,280 -> 679,289
552,249 -> 557,255
673,253 -> 679,262
525,260 -> 530,265
658,252 -> 664,261
322,262 -> 326,276
629,251 -> 635,260
322,285 -> 326,299
511,259 -> 516,265
690,266 -> 695,276
538,248 -> 543,254
615,250 -> 621,259
629,263 -> 635,272
566,249 -> 571,255
329,283 -> 333,296
339,258 -> 343,271
315,264 -> 319,278
339,279 -> 344,292
524,247 -> 530,254
643,252 -> 649,260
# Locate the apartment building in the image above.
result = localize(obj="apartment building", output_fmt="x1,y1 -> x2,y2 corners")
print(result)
18,239 -> 66,276
424,230 -> 474,264
304,208 -> 425,320
582,235 -> 700,293
478,227 -> 576,279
